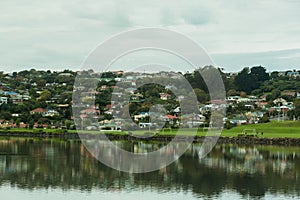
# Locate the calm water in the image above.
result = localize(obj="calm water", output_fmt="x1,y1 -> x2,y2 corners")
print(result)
1,137 -> 300,200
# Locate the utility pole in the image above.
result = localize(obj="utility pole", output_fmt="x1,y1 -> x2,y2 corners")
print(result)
278,103 -> 280,122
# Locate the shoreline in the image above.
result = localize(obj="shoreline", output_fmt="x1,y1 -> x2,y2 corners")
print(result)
1,130 -> 300,146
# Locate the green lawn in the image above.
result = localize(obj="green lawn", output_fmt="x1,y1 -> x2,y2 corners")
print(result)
2,120 -> 300,139
221,120 -> 300,138
0,128 -> 62,133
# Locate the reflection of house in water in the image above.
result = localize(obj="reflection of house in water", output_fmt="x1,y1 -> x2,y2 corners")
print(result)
194,145 -> 295,176
268,151 -> 294,175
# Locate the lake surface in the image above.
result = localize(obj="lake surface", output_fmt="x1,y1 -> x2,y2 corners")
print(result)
1,137 -> 300,200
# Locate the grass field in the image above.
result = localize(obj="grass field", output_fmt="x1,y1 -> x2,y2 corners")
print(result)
1,120 -> 300,138
126,120 -> 300,138
221,120 -> 300,138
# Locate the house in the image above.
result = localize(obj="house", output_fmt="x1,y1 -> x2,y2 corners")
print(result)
176,95 -> 185,101
226,96 -> 240,102
125,87 -> 136,94
160,93 -> 171,100
165,84 -> 177,90
80,108 -> 100,116
31,108 -> 59,117
44,109 -> 59,117
111,70 -> 124,75
30,108 -> 47,115
130,93 -> 143,100
163,115 -> 179,125
256,101 -> 268,109
273,98 -> 287,106
260,94 -> 267,101
57,104 -> 69,110
134,112 -> 149,121
11,94 -> 23,104
282,91 -> 296,97
173,107 -> 181,113
0,97 -> 8,105
58,73 -> 73,76
286,71 -> 300,77
237,98 -> 251,103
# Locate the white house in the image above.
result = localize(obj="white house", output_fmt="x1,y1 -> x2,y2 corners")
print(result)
160,93 -> 170,100
0,97 -> 8,105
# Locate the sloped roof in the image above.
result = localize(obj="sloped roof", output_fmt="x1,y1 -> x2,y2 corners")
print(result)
31,108 -> 47,113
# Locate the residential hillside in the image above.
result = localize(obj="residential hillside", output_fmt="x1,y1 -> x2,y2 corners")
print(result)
0,66 -> 299,130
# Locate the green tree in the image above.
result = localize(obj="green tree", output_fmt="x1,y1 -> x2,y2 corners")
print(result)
235,66 -> 269,94
29,119 -> 35,129
271,89 -> 281,100
227,89 -> 238,96
194,88 -> 208,103
38,90 -> 52,101
15,118 -> 21,128
294,99 -> 300,118
240,91 -> 247,98
0,111 -> 12,120
235,67 -> 251,93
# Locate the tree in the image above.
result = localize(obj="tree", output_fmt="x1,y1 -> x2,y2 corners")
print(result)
235,66 -> 269,94
259,113 -> 270,123
235,67 -> 252,94
15,118 -> 21,128
36,79 -> 46,87
294,99 -> 300,118
38,90 -> 52,101
12,72 -> 17,78
194,88 -> 209,103
185,70 -> 208,93
240,91 -> 247,98
227,89 -> 238,96
250,66 -> 269,83
29,88 -> 39,98
0,111 -> 12,120
271,89 -> 281,100
29,119 -> 34,129
270,71 -> 279,79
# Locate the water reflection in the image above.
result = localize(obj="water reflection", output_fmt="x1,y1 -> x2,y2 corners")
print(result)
0,138 -> 300,199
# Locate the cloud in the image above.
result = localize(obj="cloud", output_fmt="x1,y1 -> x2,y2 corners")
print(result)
212,48 -> 300,72
0,0 -> 300,72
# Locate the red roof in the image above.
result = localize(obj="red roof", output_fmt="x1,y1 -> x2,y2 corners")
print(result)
166,114 -> 178,119
80,114 -> 88,118
209,99 -> 226,104
31,108 -> 47,113
80,108 -> 98,114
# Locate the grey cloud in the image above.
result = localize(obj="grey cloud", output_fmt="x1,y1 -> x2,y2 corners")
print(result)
0,0 -> 300,73
181,6 -> 212,25
211,48 -> 300,72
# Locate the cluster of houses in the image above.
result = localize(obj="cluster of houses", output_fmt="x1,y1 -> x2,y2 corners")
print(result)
0,69 -> 299,130
73,69 -> 300,131
0,107 -> 63,129
224,93 -> 298,125
0,90 -> 30,105
0,71 -> 74,129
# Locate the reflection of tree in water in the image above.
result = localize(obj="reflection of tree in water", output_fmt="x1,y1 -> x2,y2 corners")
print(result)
0,139 -> 300,198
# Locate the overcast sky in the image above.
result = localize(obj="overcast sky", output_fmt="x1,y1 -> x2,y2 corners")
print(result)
0,0 -> 300,73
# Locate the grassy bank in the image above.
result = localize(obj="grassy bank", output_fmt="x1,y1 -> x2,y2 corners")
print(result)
221,120 -> 300,138
1,120 -> 300,139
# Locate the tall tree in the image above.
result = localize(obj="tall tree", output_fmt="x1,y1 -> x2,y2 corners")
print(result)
235,66 -> 269,94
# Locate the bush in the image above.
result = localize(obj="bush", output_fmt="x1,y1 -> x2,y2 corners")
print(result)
259,114 -> 270,123
122,123 -> 139,131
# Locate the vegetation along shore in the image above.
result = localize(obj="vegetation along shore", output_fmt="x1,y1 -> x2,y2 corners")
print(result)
1,121 -> 300,146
